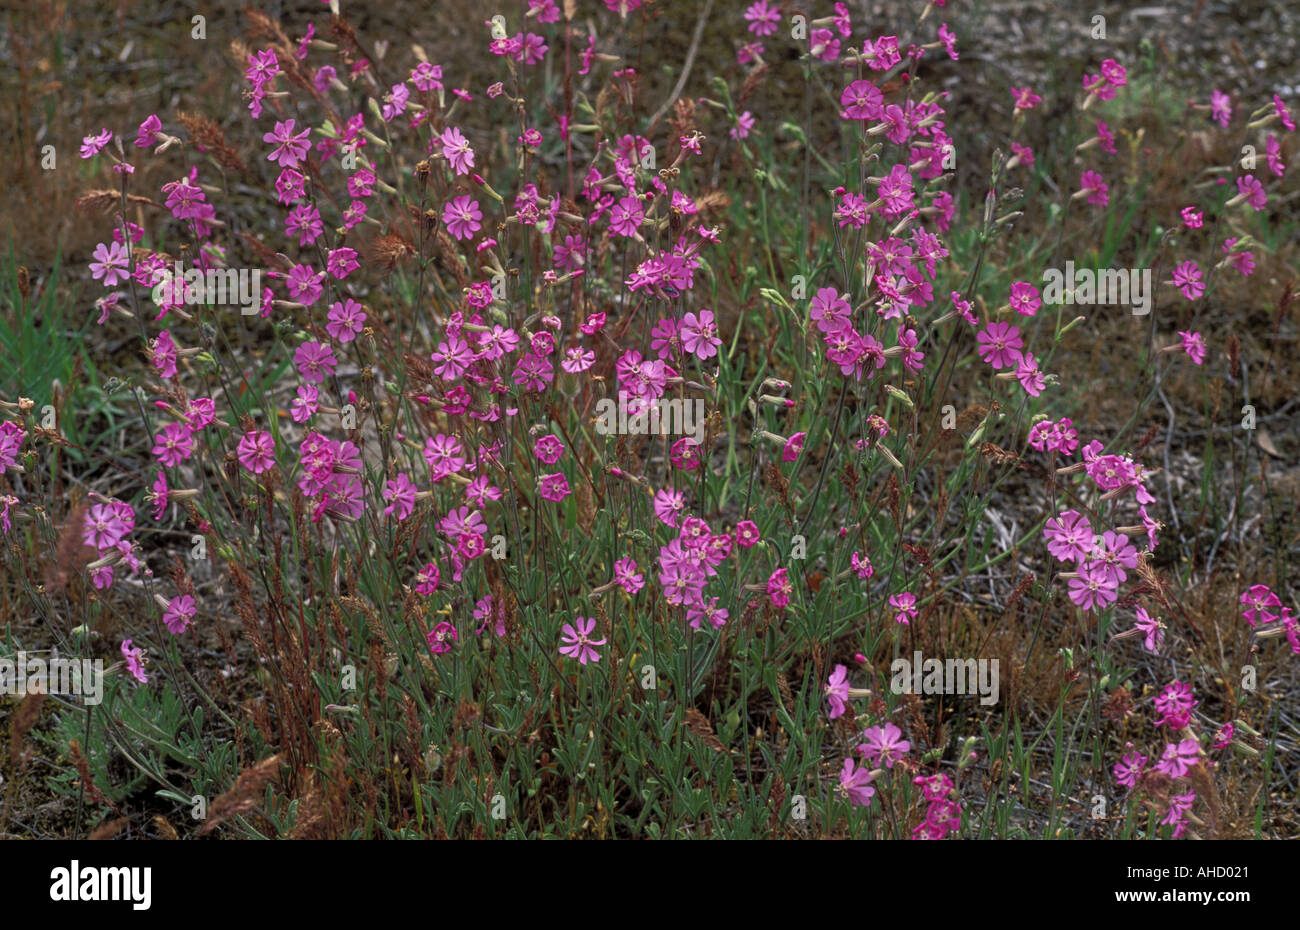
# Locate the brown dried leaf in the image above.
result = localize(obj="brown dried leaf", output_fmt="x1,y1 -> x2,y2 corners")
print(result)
684,708 -> 726,754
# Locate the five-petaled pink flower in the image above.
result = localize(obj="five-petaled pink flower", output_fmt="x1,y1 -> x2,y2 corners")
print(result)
559,616 -> 607,665
1077,169 -> 1109,206
743,0 -> 780,36
858,722 -> 911,768
836,757 -> 876,807
294,340 -> 337,384
1168,261 -> 1204,301
680,309 -> 722,360
608,195 -> 644,238
825,664 -> 850,719
263,119 -> 311,168
427,621 -> 458,655
976,321 -> 1024,369
841,80 -> 884,121
237,430 -> 276,474
1010,87 -> 1041,111
442,195 -> 483,240
889,591 -> 917,625
163,594 -> 196,634
1178,330 -> 1207,365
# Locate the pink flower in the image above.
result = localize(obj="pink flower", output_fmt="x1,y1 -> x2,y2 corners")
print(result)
326,247 -> 360,280
1234,174 -> 1267,210
1015,352 -> 1045,397
1155,738 -> 1200,778
1112,748 -> 1146,788
877,163 -> 914,216
291,385 -> 320,424
1178,330 -> 1207,365
1169,261 -> 1204,300
440,126 -> 475,175
743,0 -> 780,36
163,594 -> 196,634
1240,584 -> 1281,627
1010,87 -> 1041,111
889,591 -> 917,625
537,472 -> 571,502
653,488 -> 686,527
613,558 -> 644,595
1067,561 -> 1117,611
1008,281 -> 1040,317
561,347 -> 595,373
1100,59 -> 1127,88
414,562 -> 440,595
513,32 -> 548,66
326,299 -> 366,342
135,114 -> 162,148
1180,206 -> 1203,229
607,196 -> 644,238
347,169 -> 375,199
151,331 -> 179,379
1095,120 -> 1116,154
423,433 -> 467,481
237,430 -> 276,474
1274,94 -> 1296,132
382,473 -> 417,521
294,340 -> 337,384
1008,142 -> 1035,168
1153,680 -> 1198,729
1134,607 -> 1163,653
427,621 -> 458,655
148,471 -> 170,521
286,204 -> 323,246
1044,510 -> 1093,563
730,111 -> 755,140
735,519 -> 760,548
410,62 -> 443,93
533,434 -> 565,465
782,432 -> 806,463
285,263 -> 325,305
836,757 -> 876,807
89,242 -> 130,287
121,639 -> 148,683
1209,89 -> 1232,127
79,129 -> 113,159
559,616 -> 606,665
767,567 -> 793,609
84,503 -> 129,550
263,119 -> 311,169
1222,237 -> 1256,276
313,65 -> 336,94
1078,169 -> 1109,207
825,665 -> 850,719
442,195 -> 483,240
152,422 -> 195,467
679,309 -> 722,360
687,598 -> 729,630
976,321 -> 1023,369
858,722 -> 911,768
380,82 -> 409,122
863,35 -> 900,72
937,22 -> 958,60
529,0 -> 560,23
